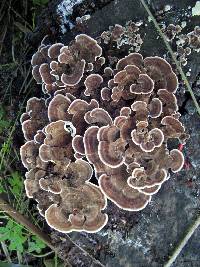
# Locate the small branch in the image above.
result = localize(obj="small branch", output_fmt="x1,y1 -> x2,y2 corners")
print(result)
0,197 -> 53,250
164,214 -> 200,267
139,0 -> 200,116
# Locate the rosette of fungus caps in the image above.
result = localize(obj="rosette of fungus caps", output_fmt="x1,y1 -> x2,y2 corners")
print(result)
20,25 -> 189,233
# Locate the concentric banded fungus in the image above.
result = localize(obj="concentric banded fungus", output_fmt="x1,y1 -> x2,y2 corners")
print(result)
21,26 -> 189,233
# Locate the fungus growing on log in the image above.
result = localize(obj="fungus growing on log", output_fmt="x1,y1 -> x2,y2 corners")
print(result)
20,24 -> 189,233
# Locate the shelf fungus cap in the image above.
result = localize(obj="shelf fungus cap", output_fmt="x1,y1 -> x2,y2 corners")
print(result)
48,43 -> 64,59
131,101 -> 148,121
99,172 -> 150,211
128,167 -> 167,189
144,56 -> 178,93
98,138 -> 126,168
84,108 -> 113,126
20,141 -> 40,170
39,120 -> 73,162
130,74 -> 154,94
157,89 -> 178,115
72,135 -> 85,155
48,94 -> 72,122
140,128 -> 164,152
116,53 -> 143,70
168,149 -> 184,173
21,97 -> 48,141
84,74 -> 103,96
45,183 -> 108,233
148,98 -> 163,118
66,159 -> 93,187
161,115 -> 185,140
24,169 -> 46,198
61,59 -> 86,86
75,34 -> 102,61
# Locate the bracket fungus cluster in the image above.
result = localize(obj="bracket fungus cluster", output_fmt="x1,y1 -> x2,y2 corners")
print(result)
20,25 -> 188,233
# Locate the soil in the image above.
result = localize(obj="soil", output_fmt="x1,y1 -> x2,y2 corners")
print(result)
0,0 -> 200,266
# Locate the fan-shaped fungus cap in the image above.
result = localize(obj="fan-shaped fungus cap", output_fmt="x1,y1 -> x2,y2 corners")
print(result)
72,135 -> 85,155
75,34 -> 102,62
144,56 -> 178,93
168,149 -> 184,173
98,138 -> 127,168
21,97 -> 48,141
130,74 -> 154,94
101,87 -> 111,101
131,101 -> 148,122
157,89 -> 178,115
148,98 -> 163,118
20,141 -> 40,170
99,171 -> 150,211
24,169 -> 46,198
48,43 -> 64,59
84,74 -> 103,96
48,94 -> 72,122
39,120 -> 73,162
45,183 -> 108,233
161,116 -> 185,141
127,167 -> 167,189
83,126 -> 106,176
116,53 -> 143,70
84,108 -> 113,126
61,59 -> 86,86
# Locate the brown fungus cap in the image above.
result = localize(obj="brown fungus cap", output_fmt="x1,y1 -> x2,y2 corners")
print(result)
84,108 -> 113,126
130,74 -> 154,95
21,97 -> 48,141
158,89 -> 178,115
48,94 -> 72,122
21,29 -> 189,233
144,56 -> 178,93
45,183 -> 107,233
84,74 -> 103,96
61,59 -> 86,86
75,34 -> 102,62
99,170 -> 151,211
116,53 -> 143,70
127,167 -> 167,189
148,98 -> 163,118
168,149 -> 184,173
39,120 -> 73,163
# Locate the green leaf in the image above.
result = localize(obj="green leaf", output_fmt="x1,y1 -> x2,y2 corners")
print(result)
8,171 -> 23,197
28,236 -> 46,253
0,120 -> 10,128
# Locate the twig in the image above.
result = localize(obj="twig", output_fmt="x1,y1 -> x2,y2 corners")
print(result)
0,197 -> 54,250
164,214 -> 200,267
28,250 -> 54,258
139,0 -> 200,116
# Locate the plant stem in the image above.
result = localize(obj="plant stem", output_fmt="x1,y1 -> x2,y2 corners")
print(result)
164,214 -> 200,267
139,0 -> 200,116
0,240 -> 12,262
